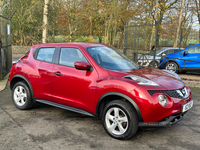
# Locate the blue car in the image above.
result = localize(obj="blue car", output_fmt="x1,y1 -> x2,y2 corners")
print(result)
159,44 -> 200,73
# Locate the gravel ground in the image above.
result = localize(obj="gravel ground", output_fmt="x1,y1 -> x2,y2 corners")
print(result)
179,72 -> 200,88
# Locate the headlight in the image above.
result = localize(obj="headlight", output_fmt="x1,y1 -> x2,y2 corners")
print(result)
124,75 -> 160,86
158,95 -> 168,106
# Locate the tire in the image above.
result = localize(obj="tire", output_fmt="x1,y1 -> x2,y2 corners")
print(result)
102,100 -> 138,140
165,62 -> 179,73
12,81 -> 34,110
149,61 -> 159,68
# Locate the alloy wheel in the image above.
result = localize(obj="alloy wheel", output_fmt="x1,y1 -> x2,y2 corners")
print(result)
105,107 -> 128,135
165,62 -> 178,73
13,86 -> 27,106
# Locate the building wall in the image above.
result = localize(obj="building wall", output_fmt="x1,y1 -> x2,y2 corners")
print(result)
12,46 -> 32,54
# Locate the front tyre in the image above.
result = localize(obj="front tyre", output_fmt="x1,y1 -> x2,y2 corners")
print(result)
165,62 -> 179,73
102,100 -> 138,140
12,81 -> 34,110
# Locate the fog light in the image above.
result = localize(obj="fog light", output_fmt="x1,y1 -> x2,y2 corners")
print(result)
158,95 -> 168,106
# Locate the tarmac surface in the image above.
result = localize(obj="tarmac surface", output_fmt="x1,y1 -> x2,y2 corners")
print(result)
0,84 -> 200,150
0,54 -> 200,150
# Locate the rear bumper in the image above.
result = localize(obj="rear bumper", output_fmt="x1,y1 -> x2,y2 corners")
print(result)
139,112 -> 186,127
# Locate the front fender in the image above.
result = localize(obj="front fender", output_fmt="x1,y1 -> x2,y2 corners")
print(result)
96,92 -> 143,122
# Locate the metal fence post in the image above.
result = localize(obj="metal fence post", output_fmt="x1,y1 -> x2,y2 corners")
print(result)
0,18 -> 2,79
152,23 -> 158,68
0,48 -> 2,79
132,28 -> 136,61
123,26 -> 128,55
136,29 -> 140,62
179,28 -> 182,50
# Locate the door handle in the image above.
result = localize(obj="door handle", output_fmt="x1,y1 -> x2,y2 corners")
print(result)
54,72 -> 62,76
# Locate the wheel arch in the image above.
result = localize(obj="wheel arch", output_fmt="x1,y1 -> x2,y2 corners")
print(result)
96,92 -> 143,122
10,75 -> 35,100
164,60 -> 180,68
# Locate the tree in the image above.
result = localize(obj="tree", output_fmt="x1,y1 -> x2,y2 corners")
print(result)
58,0 -> 88,42
194,0 -> 200,43
10,0 -> 43,45
173,0 -> 185,47
42,0 -> 49,43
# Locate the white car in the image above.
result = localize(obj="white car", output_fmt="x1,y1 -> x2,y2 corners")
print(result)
137,47 -> 183,68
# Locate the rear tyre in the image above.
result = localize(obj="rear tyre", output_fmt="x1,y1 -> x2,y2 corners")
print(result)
12,81 -> 34,110
165,62 -> 179,73
149,61 -> 159,68
102,100 -> 138,140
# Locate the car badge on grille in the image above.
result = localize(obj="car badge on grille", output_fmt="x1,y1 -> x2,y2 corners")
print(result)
182,89 -> 186,95
176,90 -> 183,97
176,87 -> 188,99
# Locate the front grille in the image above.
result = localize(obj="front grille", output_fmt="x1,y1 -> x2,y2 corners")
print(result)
148,87 -> 187,99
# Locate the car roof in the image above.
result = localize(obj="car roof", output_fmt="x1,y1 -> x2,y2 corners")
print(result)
158,47 -> 183,50
157,47 -> 183,54
31,42 -> 109,49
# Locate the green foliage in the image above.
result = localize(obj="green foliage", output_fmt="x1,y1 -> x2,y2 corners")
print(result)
2,0 -> 199,48
53,36 -> 68,43
74,36 -> 99,43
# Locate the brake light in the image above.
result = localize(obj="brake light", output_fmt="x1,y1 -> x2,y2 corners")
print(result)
12,60 -> 20,65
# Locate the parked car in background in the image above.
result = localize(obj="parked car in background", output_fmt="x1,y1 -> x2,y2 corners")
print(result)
160,44 -> 200,73
9,43 -> 193,140
137,47 -> 183,68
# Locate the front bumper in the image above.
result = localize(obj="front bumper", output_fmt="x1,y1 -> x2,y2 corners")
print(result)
139,112 -> 186,127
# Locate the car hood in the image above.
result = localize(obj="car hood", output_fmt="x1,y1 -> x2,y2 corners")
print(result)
108,67 -> 184,90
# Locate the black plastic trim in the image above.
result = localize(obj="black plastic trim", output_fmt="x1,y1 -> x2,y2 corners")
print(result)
52,47 -> 60,64
96,92 -> 144,122
10,75 -> 35,100
35,99 -> 96,117
139,112 -> 186,127
33,48 -> 39,59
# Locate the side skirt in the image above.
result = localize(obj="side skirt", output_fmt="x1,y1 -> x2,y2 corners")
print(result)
35,99 -> 96,118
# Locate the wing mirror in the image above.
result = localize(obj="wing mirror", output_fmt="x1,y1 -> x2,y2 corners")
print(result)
74,61 -> 91,70
183,51 -> 187,56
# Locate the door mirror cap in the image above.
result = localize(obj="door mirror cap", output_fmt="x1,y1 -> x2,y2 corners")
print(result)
183,51 -> 187,56
74,61 -> 91,70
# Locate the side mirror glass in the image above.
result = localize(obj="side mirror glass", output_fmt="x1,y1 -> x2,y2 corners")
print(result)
161,53 -> 166,56
183,51 -> 187,56
74,61 -> 91,70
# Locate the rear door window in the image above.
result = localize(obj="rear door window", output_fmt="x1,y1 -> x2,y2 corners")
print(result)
36,48 -> 55,62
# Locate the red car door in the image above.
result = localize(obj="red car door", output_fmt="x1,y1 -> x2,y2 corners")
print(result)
52,47 -> 98,113
31,47 -> 55,101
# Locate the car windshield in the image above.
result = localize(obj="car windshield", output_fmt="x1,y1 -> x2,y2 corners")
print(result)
86,46 -> 139,71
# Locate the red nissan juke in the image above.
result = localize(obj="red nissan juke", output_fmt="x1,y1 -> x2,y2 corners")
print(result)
9,43 -> 193,139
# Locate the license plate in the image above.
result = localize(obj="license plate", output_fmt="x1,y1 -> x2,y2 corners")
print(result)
182,100 -> 193,112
